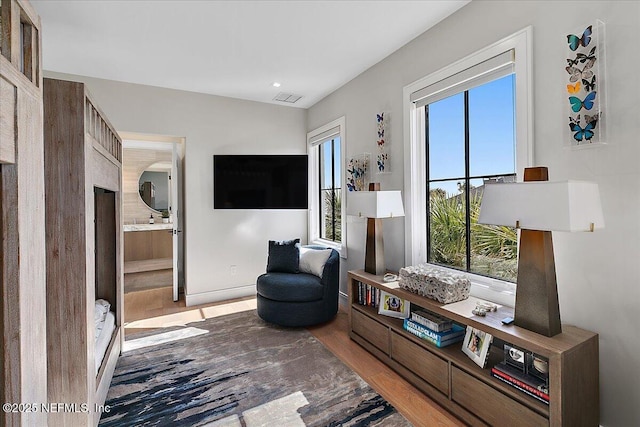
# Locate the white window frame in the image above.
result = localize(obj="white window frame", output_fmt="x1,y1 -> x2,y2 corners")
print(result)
402,27 -> 533,307
307,116 -> 347,257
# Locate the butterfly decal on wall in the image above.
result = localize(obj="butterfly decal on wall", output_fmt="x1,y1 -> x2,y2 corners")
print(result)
377,139 -> 385,147
568,114 -> 598,142
567,81 -> 581,94
376,113 -> 384,123
567,25 -> 592,51
582,75 -> 596,92
569,91 -> 597,112
566,58 -> 595,83
377,130 -> 384,138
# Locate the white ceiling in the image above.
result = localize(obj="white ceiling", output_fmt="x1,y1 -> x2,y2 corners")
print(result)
32,1 -> 470,109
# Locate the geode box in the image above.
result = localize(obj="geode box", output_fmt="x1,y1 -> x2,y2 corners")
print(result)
398,264 -> 470,304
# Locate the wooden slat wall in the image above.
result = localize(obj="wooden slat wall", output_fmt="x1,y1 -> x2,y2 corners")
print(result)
1,1 -> 46,426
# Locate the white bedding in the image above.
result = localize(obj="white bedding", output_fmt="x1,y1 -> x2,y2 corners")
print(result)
95,311 -> 115,374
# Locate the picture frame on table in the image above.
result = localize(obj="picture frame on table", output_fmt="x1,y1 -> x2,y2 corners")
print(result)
378,291 -> 410,319
461,326 -> 493,368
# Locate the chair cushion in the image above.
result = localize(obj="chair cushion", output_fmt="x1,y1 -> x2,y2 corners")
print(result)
266,238 -> 300,273
299,247 -> 332,278
257,272 -> 324,302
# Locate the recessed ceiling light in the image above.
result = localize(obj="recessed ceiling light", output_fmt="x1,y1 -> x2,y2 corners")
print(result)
272,82 -> 281,88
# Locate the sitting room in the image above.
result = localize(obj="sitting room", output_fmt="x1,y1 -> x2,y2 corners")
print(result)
2,1 -> 639,426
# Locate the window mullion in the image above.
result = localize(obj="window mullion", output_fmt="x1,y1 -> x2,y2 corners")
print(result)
424,105 -> 431,263
464,90 -> 471,272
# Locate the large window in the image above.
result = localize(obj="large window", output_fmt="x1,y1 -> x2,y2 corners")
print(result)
307,117 -> 346,254
426,75 -> 517,282
404,28 -> 532,304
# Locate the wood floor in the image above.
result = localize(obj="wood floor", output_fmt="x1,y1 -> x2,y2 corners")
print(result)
123,287 -> 464,427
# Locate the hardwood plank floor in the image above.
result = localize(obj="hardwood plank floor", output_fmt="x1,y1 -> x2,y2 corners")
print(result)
124,287 -> 464,426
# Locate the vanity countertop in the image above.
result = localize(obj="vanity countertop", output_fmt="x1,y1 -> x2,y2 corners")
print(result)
123,223 -> 173,232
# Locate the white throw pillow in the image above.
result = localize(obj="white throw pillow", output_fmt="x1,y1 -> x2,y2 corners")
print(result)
299,248 -> 332,278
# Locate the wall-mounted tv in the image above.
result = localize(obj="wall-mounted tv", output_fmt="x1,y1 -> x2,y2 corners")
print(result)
213,155 -> 308,209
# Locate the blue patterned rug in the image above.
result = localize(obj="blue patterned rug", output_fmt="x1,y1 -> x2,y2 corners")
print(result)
99,310 -> 411,426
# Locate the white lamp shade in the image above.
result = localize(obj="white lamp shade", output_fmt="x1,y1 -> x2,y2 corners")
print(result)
478,180 -> 604,232
347,190 -> 405,219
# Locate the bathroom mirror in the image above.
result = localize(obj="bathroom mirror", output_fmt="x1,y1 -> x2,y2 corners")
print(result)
138,162 -> 171,212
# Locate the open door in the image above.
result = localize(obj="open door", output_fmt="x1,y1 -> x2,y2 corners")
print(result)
171,142 -> 180,301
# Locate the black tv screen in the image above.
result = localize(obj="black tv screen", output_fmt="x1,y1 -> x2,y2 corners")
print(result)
213,155 -> 308,209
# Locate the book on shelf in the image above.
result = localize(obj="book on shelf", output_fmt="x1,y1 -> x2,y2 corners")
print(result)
403,319 -> 465,347
357,282 -> 380,308
491,362 -> 550,404
410,309 -> 453,332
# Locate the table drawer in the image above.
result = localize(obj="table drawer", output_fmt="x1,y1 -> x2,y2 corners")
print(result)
451,367 -> 548,427
351,309 -> 389,355
391,331 -> 449,395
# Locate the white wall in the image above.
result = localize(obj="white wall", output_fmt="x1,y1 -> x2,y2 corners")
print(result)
45,71 -> 308,305
308,1 -> 640,425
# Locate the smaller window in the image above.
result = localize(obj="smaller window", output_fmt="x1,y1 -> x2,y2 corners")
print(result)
307,117 -> 346,256
318,137 -> 341,242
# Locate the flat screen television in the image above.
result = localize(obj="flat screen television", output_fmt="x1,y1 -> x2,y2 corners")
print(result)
213,155 -> 308,209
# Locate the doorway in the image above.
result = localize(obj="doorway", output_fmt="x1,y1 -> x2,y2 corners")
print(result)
120,133 -> 185,329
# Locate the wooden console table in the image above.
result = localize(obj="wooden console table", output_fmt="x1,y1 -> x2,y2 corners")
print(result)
347,269 -> 599,426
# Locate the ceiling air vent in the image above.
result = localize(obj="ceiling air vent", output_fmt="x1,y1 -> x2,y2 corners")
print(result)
273,92 -> 302,103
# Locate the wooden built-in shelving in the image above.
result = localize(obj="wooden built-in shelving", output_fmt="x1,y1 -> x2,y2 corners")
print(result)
348,269 -> 599,427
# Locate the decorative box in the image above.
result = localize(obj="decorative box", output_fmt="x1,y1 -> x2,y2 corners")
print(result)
398,264 -> 470,304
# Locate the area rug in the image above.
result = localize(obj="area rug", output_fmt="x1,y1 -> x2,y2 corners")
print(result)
99,310 -> 411,426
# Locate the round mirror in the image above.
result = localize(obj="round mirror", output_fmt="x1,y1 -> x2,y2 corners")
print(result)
138,162 -> 171,212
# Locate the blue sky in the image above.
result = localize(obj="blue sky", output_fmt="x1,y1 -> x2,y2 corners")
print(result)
319,74 -> 514,192
428,74 -> 515,195
321,137 -> 342,189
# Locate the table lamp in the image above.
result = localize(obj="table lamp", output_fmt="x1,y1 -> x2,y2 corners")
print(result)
478,167 -> 604,336
347,186 -> 405,276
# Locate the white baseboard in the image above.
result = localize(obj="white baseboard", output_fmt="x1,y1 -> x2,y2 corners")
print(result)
185,284 -> 256,307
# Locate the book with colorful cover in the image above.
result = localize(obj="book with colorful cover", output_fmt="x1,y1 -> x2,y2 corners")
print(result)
411,309 -> 453,332
403,319 -> 465,347
491,362 -> 550,404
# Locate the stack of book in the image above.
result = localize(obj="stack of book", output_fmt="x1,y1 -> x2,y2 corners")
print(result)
491,362 -> 550,405
403,313 -> 465,347
357,281 -> 381,308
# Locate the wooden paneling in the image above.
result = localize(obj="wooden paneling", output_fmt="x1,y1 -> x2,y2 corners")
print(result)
0,76 -> 16,164
451,367 -> 547,427
391,331 -> 449,395
95,190 -> 117,310
1,1 -> 46,425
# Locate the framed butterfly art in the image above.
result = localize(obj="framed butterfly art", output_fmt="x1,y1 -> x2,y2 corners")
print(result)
375,112 -> 391,174
565,20 -> 606,147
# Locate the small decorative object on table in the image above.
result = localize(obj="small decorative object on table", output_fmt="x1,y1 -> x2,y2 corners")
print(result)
472,300 -> 498,316
461,326 -> 493,368
346,153 -> 370,191
161,210 -> 170,223
399,263 -> 470,303
378,290 -> 409,319
148,214 -> 154,224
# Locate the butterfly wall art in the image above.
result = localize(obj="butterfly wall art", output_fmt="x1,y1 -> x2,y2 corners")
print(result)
375,112 -> 390,173
565,20 -> 606,146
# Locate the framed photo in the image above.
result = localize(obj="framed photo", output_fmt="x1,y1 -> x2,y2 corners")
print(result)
461,326 -> 493,368
378,291 -> 409,319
